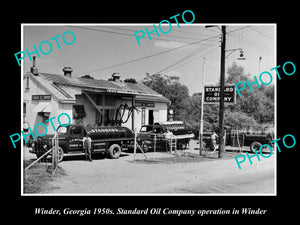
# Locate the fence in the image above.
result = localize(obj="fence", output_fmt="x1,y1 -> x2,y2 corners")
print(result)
133,131 -> 181,160
50,132 -> 59,175
24,132 -> 59,175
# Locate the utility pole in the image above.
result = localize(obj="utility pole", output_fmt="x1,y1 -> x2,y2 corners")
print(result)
218,25 -> 226,158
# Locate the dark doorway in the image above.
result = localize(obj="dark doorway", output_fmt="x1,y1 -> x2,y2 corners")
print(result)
148,110 -> 154,125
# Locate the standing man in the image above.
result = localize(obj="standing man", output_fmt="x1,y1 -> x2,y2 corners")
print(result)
211,131 -> 219,153
83,132 -> 92,161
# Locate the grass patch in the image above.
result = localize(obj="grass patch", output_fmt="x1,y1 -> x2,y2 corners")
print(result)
23,161 -> 66,194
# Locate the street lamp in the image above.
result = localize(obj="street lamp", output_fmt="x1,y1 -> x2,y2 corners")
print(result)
225,48 -> 246,60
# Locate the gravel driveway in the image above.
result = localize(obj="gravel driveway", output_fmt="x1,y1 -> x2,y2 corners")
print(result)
26,141 -> 274,195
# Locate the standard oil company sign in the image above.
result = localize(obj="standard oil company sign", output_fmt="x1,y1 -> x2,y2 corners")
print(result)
204,85 -> 236,104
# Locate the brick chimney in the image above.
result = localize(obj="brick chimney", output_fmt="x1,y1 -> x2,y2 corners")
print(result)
30,56 -> 38,76
111,73 -> 121,82
63,67 -> 73,77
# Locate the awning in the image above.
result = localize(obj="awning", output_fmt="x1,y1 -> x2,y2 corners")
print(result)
33,102 -> 51,113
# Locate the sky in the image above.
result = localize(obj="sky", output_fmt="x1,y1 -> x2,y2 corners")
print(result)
22,24 -> 275,95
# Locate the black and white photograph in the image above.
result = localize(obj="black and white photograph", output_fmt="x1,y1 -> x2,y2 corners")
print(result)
20,23 -> 276,195
4,4 -> 299,221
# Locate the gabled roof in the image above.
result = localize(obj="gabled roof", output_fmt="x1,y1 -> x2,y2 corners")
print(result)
25,72 -> 170,104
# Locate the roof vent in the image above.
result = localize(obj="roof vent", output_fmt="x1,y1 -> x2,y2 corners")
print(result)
63,67 -> 73,77
30,56 -> 38,76
111,73 -> 121,82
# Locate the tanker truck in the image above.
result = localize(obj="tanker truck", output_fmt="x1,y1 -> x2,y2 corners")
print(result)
30,124 -> 134,162
137,121 -> 195,152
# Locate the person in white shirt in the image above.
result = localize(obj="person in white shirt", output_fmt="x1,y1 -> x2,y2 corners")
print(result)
83,133 -> 92,161
211,131 -> 219,152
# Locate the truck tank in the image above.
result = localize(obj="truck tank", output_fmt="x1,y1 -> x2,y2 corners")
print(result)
86,126 -> 134,140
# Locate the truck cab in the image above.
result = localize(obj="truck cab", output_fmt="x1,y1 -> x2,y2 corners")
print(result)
30,124 -> 134,162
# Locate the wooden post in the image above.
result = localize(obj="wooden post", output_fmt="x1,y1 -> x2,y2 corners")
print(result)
199,57 -> 205,155
84,93 -> 103,116
131,96 -> 135,131
102,95 -> 105,126
154,134 -> 156,152
134,129 -> 137,160
218,25 -> 226,158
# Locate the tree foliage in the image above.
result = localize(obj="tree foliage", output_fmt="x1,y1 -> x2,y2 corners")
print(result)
124,78 -> 137,83
142,73 -> 190,120
142,63 -> 274,131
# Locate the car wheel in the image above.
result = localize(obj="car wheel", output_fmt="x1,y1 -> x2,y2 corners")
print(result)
57,147 -> 64,162
108,144 -> 121,159
141,143 -> 149,153
250,142 -> 262,153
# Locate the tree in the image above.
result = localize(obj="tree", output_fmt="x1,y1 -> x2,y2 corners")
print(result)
224,110 -> 258,129
226,62 -> 274,127
81,74 -> 94,79
124,78 -> 137,83
142,73 -> 190,121
188,92 -> 202,125
142,63 -> 274,131
225,62 -> 249,84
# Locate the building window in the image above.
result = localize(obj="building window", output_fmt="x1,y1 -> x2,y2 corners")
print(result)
23,102 -> 26,115
73,105 -> 86,119
141,108 -> 145,125
26,77 -> 29,89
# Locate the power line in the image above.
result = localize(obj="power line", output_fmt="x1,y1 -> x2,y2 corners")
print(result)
170,47 -> 219,72
161,46 -> 219,74
73,34 -> 221,76
103,26 -> 217,41
226,25 -> 251,35
68,25 -> 219,45
153,40 -> 218,75
101,25 -> 224,37
159,26 -> 254,72
155,26 -> 254,75
204,60 -> 220,75
71,25 -> 251,76
248,27 -> 274,40
161,26 -> 270,75
229,32 -> 274,55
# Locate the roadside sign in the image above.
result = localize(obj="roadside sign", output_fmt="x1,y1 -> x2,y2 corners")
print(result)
204,85 -> 236,104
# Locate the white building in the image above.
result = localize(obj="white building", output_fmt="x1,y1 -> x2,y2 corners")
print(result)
23,59 -> 170,135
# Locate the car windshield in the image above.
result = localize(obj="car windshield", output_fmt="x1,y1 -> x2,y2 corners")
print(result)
140,126 -> 153,132
57,126 -> 67,134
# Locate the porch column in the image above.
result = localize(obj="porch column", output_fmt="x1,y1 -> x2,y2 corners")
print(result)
102,95 -> 105,126
131,95 -> 136,131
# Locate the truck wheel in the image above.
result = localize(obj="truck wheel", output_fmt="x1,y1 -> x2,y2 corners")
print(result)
108,144 -> 121,159
141,143 -> 149,153
250,142 -> 262,153
57,147 -> 64,162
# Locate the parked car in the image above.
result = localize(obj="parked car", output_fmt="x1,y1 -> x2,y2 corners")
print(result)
199,129 -> 274,152
30,124 -> 134,162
